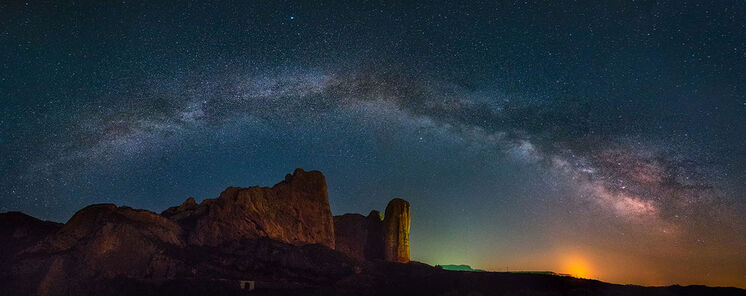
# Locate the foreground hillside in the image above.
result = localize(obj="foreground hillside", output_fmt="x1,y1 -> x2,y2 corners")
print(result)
0,169 -> 743,296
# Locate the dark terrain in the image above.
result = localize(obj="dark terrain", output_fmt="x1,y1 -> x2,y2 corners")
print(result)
1,169 -> 743,296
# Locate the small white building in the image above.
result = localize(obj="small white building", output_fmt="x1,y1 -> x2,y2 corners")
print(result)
239,280 -> 255,291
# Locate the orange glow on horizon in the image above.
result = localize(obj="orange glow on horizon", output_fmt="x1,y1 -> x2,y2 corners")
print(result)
561,254 -> 593,279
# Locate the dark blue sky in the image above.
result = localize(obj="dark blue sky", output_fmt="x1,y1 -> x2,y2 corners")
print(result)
1,0 -> 745,288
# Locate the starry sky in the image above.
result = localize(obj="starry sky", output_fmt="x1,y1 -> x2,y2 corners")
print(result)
2,0 -> 745,288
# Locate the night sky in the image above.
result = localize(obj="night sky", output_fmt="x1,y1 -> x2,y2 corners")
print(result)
2,0 -> 745,288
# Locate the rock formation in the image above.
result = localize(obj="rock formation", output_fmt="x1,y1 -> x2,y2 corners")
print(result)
383,198 -> 410,263
46,204 -> 185,252
333,210 -> 384,261
1,169 -> 743,295
333,198 -> 410,263
162,168 -> 335,249
0,169 -> 416,295
0,204 -> 187,295
0,212 -> 61,264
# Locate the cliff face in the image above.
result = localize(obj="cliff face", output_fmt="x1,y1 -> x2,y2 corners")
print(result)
0,169 -> 414,295
333,211 -> 384,261
333,198 -> 410,263
162,168 -> 335,249
383,198 -> 411,263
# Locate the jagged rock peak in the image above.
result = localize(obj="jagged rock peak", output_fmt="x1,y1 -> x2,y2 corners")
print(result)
277,168 -> 329,202
181,197 -> 197,208
162,168 -> 335,248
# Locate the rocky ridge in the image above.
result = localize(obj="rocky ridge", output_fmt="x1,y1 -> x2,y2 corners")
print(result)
1,169 -> 740,295
0,169 -> 409,295
161,168 -> 336,249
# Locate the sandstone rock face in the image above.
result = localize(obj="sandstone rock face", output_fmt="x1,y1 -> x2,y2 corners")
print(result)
47,204 -> 185,252
160,196 -> 197,218
333,210 -> 384,261
383,198 -> 410,263
0,169 -> 417,295
334,199 -> 410,263
162,168 -> 335,249
6,204 -> 187,296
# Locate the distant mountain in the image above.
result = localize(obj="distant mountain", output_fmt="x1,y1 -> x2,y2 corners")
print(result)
437,264 -> 486,272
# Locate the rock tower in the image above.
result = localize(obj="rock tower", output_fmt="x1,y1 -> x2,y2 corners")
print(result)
334,198 -> 411,263
383,198 -> 410,263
